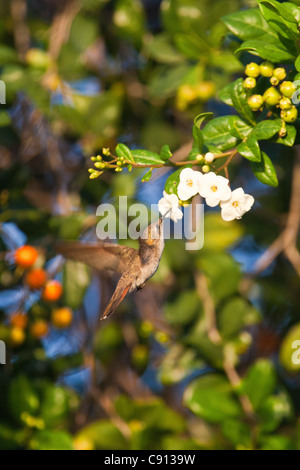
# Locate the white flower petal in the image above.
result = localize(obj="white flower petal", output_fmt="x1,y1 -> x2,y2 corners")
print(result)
221,207 -> 236,221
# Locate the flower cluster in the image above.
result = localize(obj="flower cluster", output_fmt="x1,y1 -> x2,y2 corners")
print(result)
159,168 -> 254,222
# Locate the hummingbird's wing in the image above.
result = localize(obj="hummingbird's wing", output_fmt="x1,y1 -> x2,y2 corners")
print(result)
56,241 -> 137,275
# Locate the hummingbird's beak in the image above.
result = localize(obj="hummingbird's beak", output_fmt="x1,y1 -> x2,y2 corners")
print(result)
161,208 -> 171,220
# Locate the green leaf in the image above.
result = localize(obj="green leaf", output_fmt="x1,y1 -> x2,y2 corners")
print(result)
115,143 -> 134,162
222,8 -> 277,41
202,116 -> 242,153
259,435 -> 294,451
259,393 -> 293,432
141,169 -> 153,182
39,383 -> 77,428
0,111 -> 11,127
113,0 -> 145,45
221,419 -> 252,448
174,33 -> 205,60
295,54 -> 300,72
203,213 -> 244,251
63,260 -> 91,309
237,133 -> 261,162
219,297 -> 260,339
115,396 -> 186,433
232,78 -> 256,125
259,0 -> 299,24
197,252 -> 241,302
29,430 -> 74,450
149,63 -> 190,99
276,124 -> 297,146
241,359 -> 277,410
131,149 -> 165,165
257,0 -> 298,40
8,376 -> 40,424
250,151 -> 278,187
279,323 -> 300,372
160,144 -> 172,161
252,119 -> 282,140
164,167 -> 185,195
219,79 -> 255,125
235,38 -> 296,62
144,33 -> 184,64
0,45 -> 19,65
194,112 -> 213,129
188,125 -> 204,160
75,420 -> 128,450
164,290 -> 202,326
184,374 -> 242,423
159,345 -> 203,385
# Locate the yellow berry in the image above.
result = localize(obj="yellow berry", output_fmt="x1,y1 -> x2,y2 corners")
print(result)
245,62 -> 260,78
263,87 -> 281,106
247,94 -> 264,110
260,61 -> 274,77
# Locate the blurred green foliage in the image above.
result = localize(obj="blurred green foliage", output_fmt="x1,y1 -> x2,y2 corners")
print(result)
0,0 -> 300,452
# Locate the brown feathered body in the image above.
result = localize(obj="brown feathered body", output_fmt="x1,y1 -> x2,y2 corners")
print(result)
56,219 -> 164,319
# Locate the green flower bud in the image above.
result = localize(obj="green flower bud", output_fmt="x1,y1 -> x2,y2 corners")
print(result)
281,106 -> 298,123
196,154 -> 204,163
263,87 -> 281,106
260,61 -> 274,78
243,77 -> 256,89
279,97 -> 292,110
245,62 -> 260,78
273,67 -> 286,81
280,81 -> 297,98
202,165 -> 210,173
270,76 -> 279,86
247,94 -> 264,111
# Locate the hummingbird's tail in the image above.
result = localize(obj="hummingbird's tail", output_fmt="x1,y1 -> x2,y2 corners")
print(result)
100,283 -> 131,320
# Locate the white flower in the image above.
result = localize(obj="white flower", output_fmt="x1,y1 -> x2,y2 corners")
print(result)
220,188 -> 255,221
177,168 -> 202,201
158,191 -> 183,223
199,172 -> 231,207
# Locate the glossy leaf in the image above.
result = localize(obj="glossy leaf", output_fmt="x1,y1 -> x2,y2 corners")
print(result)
184,374 -> 242,423
250,152 -> 278,187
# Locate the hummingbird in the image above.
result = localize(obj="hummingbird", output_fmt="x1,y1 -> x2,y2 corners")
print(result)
56,218 -> 165,320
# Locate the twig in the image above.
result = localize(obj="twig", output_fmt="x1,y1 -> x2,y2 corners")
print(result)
10,0 -> 30,60
223,345 -> 254,418
194,271 -> 222,344
48,0 -> 81,61
251,148 -> 300,277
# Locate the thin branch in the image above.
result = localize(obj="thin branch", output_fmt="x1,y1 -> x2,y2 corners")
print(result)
223,345 -> 254,418
10,0 -> 30,60
194,271 -> 222,344
251,149 -> 300,277
48,0 -> 81,61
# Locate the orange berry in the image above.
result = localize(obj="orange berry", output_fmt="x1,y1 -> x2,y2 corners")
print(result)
25,268 -> 47,290
10,327 -> 26,347
15,245 -> 38,269
42,280 -> 63,302
51,307 -> 73,329
10,312 -> 28,329
30,320 -> 49,339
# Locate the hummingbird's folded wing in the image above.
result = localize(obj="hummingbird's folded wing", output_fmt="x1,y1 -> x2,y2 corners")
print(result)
56,242 -> 137,274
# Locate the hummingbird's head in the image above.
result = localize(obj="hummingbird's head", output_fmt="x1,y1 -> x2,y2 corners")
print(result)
144,218 -> 163,246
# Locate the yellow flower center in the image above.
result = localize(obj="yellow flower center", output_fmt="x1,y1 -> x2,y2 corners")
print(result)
232,201 -> 239,208
186,179 -> 193,187
211,186 -> 218,192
